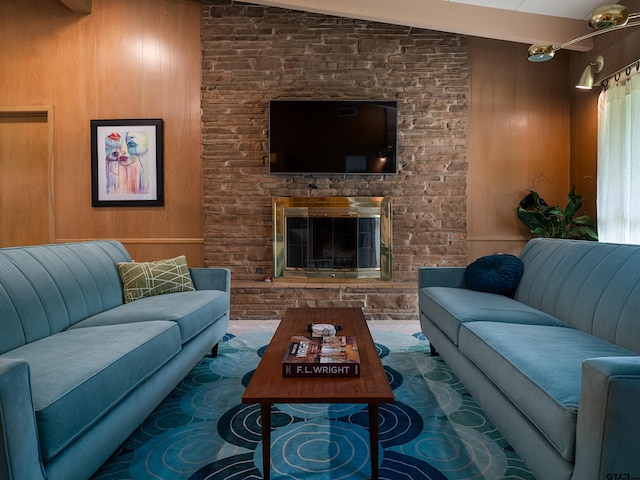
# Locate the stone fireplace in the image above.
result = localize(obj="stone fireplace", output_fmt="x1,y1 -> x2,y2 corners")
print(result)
273,197 -> 392,280
201,1 -> 469,320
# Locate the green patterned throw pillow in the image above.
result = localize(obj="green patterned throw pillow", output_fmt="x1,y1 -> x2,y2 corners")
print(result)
116,255 -> 195,303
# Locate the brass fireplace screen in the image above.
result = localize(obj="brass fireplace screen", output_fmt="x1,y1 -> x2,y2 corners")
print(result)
272,197 -> 392,279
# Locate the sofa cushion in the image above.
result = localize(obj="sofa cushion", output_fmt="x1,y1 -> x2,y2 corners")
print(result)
1,321 -> 181,462
419,286 -> 569,345
516,238 -> 640,353
69,290 -> 229,344
116,255 -> 195,303
464,254 -> 523,296
0,241 -> 131,354
458,321 -> 636,462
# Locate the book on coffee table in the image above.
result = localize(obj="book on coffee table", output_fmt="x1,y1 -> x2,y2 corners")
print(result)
282,335 -> 360,377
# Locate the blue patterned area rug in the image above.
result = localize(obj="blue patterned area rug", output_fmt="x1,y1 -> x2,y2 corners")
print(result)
92,328 -> 536,480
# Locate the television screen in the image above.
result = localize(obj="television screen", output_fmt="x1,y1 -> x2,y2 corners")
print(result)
269,100 -> 398,175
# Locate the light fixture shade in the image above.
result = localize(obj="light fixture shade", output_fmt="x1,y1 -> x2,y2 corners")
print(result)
589,5 -> 629,29
528,43 -> 555,62
576,65 -> 596,89
576,56 -> 604,90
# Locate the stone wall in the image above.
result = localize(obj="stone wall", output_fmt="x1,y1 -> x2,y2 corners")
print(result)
201,0 -> 469,319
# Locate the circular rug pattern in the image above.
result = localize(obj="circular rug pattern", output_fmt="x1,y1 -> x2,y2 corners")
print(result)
391,374 -> 463,418
181,378 -> 247,421
392,417 -> 508,479
381,450 -> 448,480
129,422 -> 251,480
209,332 -> 273,377
218,403 -> 299,450
342,401 -> 423,447
384,348 -> 439,376
375,342 -> 391,359
92,329 -> 537,480
178,363 -> 223,393
384,365 -> 404,390
254,418 -> 374,480
123,396 -> 197,450
189,452 -> 261,480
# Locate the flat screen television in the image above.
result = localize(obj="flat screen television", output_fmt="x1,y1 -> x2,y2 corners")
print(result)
269,100 -> 398,175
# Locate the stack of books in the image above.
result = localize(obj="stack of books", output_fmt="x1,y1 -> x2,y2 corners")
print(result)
282,335 -> 360,377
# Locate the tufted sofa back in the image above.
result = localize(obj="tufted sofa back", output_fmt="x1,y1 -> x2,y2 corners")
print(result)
0,241 -> 131,354
516,238 -> 640,354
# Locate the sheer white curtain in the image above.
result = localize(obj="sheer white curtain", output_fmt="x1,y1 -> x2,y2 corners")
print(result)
597,73 -> 640,243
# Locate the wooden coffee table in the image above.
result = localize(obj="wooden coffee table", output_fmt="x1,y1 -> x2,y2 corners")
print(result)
242,307 -> 394,480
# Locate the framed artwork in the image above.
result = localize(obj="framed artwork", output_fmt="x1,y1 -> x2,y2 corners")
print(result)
91,118 -> 164,207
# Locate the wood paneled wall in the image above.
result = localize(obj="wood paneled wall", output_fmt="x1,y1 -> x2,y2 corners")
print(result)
569,88 -> 599,221
0,0 -> 204,265
466,37 -> 571,260
2,0 -> 612,270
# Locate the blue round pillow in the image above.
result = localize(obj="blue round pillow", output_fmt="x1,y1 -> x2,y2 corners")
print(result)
464,254 -> 524,296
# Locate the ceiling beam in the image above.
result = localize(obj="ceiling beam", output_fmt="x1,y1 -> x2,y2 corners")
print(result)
59,0 -> 91,14
235,0 -> 593,51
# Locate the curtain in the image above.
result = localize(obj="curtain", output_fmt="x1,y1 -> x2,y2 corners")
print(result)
597,74 -> 640,243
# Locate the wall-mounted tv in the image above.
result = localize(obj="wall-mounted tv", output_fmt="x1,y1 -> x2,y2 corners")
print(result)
269,100 -> 398,175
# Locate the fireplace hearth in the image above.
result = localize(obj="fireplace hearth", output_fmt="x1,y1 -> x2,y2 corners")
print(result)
273,197 -> 392,279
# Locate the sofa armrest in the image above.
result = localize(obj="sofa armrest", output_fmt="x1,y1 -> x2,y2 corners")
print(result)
189,267 -> 231,293
0,359 -> 46,480
418,267 -> 466,289
573,357 -> 640,480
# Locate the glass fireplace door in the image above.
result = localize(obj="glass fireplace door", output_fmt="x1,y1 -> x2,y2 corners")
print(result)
273,197 -> 392,280
285,216 -> 381,273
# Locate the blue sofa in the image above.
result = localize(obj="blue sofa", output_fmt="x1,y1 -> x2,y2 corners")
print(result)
419,238 -> 640,480
0,240 -> 230,480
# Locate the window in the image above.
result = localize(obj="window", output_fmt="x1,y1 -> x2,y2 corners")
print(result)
597,73 -> 640,243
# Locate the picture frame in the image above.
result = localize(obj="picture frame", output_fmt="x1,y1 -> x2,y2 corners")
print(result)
91,118 -> 164,207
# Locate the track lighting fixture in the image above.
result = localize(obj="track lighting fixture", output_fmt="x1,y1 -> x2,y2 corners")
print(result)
528,5 -> 640,62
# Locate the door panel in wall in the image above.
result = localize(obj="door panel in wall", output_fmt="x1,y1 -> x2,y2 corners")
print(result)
0,109 -> 53,247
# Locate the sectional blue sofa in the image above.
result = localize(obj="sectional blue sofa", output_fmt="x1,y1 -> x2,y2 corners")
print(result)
0,240 -> 230,480
419,238 -> 640,480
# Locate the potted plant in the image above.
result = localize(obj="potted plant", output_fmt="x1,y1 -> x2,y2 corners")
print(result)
517,186 -> 598,240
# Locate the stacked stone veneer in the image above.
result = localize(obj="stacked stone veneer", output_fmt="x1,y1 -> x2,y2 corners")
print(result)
201,0 -> 469,320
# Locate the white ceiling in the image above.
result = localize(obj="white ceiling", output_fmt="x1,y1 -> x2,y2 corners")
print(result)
445,0 -> 611,20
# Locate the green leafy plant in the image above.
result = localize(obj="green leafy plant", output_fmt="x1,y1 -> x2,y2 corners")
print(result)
517,186 -> 598,240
